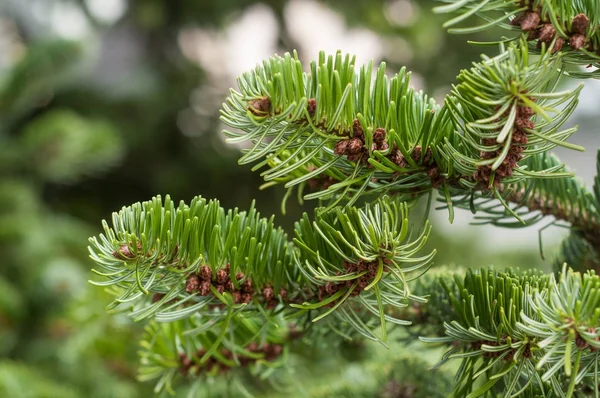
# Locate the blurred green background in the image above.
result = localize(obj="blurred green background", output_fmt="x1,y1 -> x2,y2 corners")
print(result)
0,0 -> 597,396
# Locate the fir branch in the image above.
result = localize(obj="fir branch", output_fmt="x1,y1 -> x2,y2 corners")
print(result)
88,195 -> 298,323
87,195 -> 434,343
291,197 -> 434,342
434,0 -> 600,78
220,43 -> 582,223
422,266 -> 600,397
138,315 -> 289,395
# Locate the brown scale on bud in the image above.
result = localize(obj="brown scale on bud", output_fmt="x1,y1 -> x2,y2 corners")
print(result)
334,139 -> 350,155
571,14 -> 590,35
551,37 -> 565,53
152,293 -> 165,303
215,269 -> 228,284
225,280 -> 235,292
346,153 -> 362,163
480,150 -> 496,160
279,288 -> 288,301
495,163 -> 514,178
515,118 -> 535,130
262,286 -> 274,302
570,34 -> 586,50
423,147 -> 433,164
538,24 -> 556,43
373,128 -> 386,144
113,243 -> 141,259
241,278 -> 253,293
241,293 -> 253,304
186,274 -> 201,293
325,281 -> 339,295
427,167 -> 443,189
236,272 -> 245,281
352,119 -> 364,138
520,12 -> 540,31
347,137 -> 364,154
199,280 -> 211,296
179,353 -> 193,376
248,97 -> 270,116
215,284 -> 225,294
199,265 -> 212,281
410,146 -> 422,162
388,146 -> 407,167
527,29 -> 540,41
576,333 -> 589,349
353,278 -> 370,295
232,291 -> 241,303
377,142 -> 389,151
517,106 -> 534,119
481,137 -> 497,147
246,342 -> 259,352
307,98 -> 317,117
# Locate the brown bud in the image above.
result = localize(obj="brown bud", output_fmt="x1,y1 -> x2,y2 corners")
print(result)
410,146 -> 422,162
570,34 -> 586,50
512,130 -> 528,144
352,119 -> 364,138
215,269 -> 228,284
520,12 -> 540,31
241,293 -> 253,304
114,244 -> 135,259
373,128 -> 386,144
199,265 -> 212,281
215,284 -> 225,294
199,280 -> 211,296
325,281 -> 339,295
495,163 -> 513,177
517,106 -> 534,119
236,272 -> 245,281
389,149 -> 407,167
334,139 -> 350,155
538,24 -> 556,43
552,37 -> 565,53
515,118 -> 535,130
262,286 -> 274,302
225,280 -> 235,292
423,148 -> 433,164
347,137 -> 364,154
307,98 -> 317,116
248,97 -> 270,116
152,293 -> 165,303
571,14 -> 590,35
427,167 -> 440,180
232,291 -> 241,303
186,275 -> 201,293
482,138 -> 497,147
279,288 -> 288,301
241,279 -> 253,293
347,153 -> 362,162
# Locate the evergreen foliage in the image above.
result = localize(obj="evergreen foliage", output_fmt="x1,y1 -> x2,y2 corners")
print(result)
27,0 -> 597,396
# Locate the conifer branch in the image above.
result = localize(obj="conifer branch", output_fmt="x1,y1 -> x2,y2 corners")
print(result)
87,195 -> 433,344
434,0 -> 600,79
422,266 -> 600,397
221,43 -> 582,223
84,2 -> 600,395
